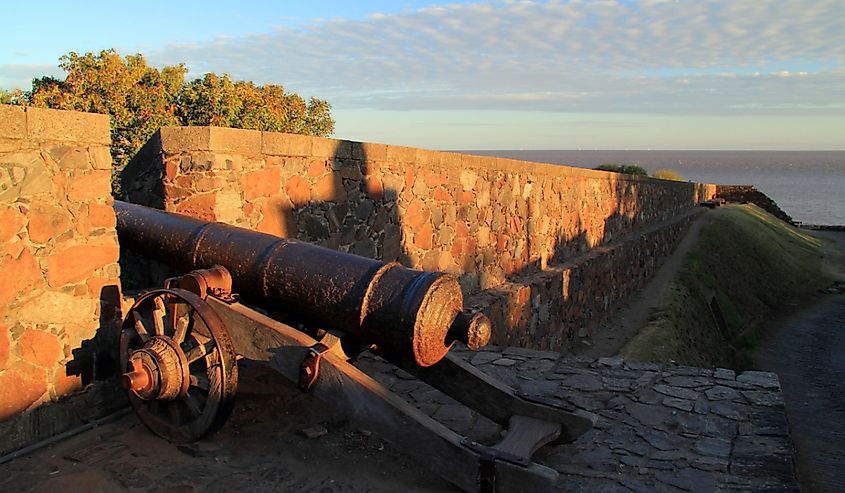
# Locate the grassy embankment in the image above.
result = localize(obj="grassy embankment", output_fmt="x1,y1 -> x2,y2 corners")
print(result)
620,204 -> 831,369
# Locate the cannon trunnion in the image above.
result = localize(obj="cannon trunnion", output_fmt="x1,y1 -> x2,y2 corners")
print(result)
115,202 -> 593,492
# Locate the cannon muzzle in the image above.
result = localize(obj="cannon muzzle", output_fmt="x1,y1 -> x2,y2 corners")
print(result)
114,201 -> 490,366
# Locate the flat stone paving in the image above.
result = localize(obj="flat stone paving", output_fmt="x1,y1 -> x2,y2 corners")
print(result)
1,346 -> 799,492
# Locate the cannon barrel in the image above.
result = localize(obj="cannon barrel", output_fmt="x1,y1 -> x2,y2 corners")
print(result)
114,201 -> 490,366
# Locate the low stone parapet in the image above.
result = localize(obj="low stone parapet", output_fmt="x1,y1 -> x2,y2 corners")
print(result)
465,208 -> 704,349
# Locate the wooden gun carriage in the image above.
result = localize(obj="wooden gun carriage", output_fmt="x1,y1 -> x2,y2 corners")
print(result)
114,201 -> 593,492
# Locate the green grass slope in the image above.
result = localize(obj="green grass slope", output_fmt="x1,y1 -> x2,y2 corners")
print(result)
620,204 -> 830,368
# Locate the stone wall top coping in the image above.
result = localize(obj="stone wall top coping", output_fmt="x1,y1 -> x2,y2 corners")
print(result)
156,125 -> 710,187
0,104 -> 110,144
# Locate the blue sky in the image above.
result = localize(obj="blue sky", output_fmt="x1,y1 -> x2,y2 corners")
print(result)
2,0 -> 843,150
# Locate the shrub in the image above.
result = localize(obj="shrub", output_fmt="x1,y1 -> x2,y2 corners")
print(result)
594,163 -> 648,176
651,168 -> 685,181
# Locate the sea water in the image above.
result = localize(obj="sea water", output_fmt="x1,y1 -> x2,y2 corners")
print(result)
463,150 -> 845,226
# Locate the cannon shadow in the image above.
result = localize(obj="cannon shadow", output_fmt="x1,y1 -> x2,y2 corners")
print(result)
274,143 -> 408,266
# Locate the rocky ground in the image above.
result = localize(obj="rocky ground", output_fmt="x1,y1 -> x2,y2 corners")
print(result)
1,345 -> 797,492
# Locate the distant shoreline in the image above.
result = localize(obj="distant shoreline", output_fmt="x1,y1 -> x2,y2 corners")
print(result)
798,224 -> 845,231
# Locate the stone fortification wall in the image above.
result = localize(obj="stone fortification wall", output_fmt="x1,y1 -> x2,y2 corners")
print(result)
0,105 -> 124,455
122,127 -> 715,348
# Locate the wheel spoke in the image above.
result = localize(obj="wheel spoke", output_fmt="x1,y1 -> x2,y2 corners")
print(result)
190,373 -> 210,391
152,296 -> 165,336
173,313 -> 190,344
185,340 -> 216,364
122,287 -> 237,443
132,311 -> 150,342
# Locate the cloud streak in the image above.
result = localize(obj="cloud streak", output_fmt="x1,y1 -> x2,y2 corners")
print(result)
128,1 -> 845,116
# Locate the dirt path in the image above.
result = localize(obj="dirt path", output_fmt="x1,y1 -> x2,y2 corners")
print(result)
752,230 -> 845,493
576,208 -> 715,358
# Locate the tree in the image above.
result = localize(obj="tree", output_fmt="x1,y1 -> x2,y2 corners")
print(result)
177,74 -> 334,136
28,50 -> 186,186
594,163 -> 648,176
24,49 -> 335,195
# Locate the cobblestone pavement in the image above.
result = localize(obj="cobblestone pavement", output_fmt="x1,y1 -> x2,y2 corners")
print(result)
1,346 -> 798,492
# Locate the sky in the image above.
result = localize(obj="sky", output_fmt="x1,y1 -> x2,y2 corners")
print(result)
2,0 -> 843,150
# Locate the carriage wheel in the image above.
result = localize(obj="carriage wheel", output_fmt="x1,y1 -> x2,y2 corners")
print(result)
120,288 -> 238,443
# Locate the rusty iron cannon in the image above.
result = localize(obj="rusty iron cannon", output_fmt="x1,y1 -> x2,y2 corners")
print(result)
114,201 -> 593,492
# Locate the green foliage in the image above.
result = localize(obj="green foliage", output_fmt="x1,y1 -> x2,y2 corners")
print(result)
29,51 -> 186,168
23,49 -> 335,196
621,205 -> 830,368
594,163 -> 648,176
178,74 -> 334,136
651,168 -> 685,181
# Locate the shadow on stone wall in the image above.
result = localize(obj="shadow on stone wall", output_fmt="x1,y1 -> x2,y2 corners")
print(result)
65,285 -> 122,385
0,284 -> 127,458
274,143 -> 408,265
472,177 -> 702,351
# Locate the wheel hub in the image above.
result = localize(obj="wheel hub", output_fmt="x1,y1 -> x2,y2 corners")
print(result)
121,336 -> 190,401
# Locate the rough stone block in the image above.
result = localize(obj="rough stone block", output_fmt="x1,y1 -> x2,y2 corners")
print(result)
0,360 -> 47,421
242,167 -> 281,200
214,190 -> 243,224
52,367 -> 83,397
256,198 -> 294,238
89,146 -> 112,170
307,159 -> 327,177
0,203 -> 26,243
17,291 -> 99,326
352,141 -> 388,161
365,175 -> 383,200
0,151 -> 51,201
25,106 -> 109,144
46,244 -> 120,287
416,150 -> 443,166
0,246 -> 43,306
175,193 -> 216,221
262,131 -> 311,156
17,329 -> 63,369
159,126 -> 211,152
66,170 -> 111,202
460,153 -> 487,169
0,322 -> 10,370
0,104 -> 26,139
27,202 -> 73,244
285,175 -> 311,206
386,145 -> 416,163
311,137 -> 349,158
314,174 -> 346,203
88,202 -> 117,229
57,148 -> 89,170
208,126 -> 261,154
